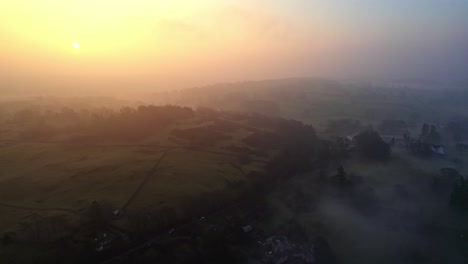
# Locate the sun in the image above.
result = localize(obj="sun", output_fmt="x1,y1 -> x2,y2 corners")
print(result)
73,42 -> 80,49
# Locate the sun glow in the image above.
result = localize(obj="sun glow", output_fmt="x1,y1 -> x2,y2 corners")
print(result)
0,0 -> 340,79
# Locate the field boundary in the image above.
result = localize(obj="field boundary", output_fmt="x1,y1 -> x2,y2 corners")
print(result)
119,151 -> 169,212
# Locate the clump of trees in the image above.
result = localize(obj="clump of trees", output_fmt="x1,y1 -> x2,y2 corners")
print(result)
329,166 -> 379,214
354,129 -> 391,160
315,138 -> 350,169
267,142 -> 316,177
331,166 -> 353,188
419,123 -> 442,144
11,105 -> 195,141
404,123 -> 444,157
266,120 -> 318,178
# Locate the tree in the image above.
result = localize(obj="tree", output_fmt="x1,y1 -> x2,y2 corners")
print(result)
336,166 -> 347,186
354,129 -> 391,160
421,123 -> 429,139
331,166 -> 352,188
429,125 -> 442,144
87,201 -> 107,232
419,124 -> 442,144
403,132 -> 411,148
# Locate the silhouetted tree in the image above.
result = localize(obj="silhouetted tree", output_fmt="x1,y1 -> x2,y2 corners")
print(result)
88,201 -> 107,232
403,132 -> 411,148
429,125 -> 442,144
421,123 -> 429,139
354,129 -> 391,160
336,166 -> 346,185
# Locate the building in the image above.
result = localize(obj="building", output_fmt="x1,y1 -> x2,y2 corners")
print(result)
261,236 -> 315,264
431,145 -> 446,156
408,139 -> 446,157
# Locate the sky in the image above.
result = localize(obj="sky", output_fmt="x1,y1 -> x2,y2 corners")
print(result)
1,0 -> 467,92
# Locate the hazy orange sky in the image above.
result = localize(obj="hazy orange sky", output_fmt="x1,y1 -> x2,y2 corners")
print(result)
1,0 -> 467,92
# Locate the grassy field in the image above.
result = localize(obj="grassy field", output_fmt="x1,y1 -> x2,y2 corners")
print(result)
0,114 -> 269,236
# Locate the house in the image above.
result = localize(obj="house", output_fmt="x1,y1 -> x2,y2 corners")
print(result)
409,139 -> 446,157
94,233 -> 114,252
263,236 -> 291,264
242,225 -> 253,233
431,145 -> 446,156
344,134 -> 359,150
345,132 -> 360,142
261,236 -> 315,264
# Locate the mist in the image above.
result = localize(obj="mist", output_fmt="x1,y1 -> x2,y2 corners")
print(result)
315,156 -> 465,264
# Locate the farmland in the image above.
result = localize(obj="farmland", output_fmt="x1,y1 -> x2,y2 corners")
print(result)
0,106 -> 278,240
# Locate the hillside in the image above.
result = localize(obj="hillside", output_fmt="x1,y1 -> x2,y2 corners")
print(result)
0,103 -> 326,262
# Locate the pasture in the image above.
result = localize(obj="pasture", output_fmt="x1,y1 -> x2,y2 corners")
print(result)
0,114 -> 269,236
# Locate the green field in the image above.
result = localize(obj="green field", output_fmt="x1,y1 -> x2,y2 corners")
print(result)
0,112 -> 270,237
